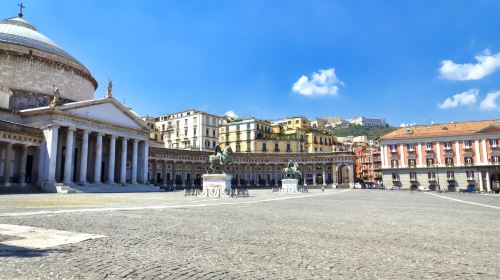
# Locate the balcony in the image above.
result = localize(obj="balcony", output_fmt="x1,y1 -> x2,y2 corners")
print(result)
428,177 -> 436,182
447,176 -> 455,181
410,177 -> 417,182
466,177 -> 475,181
390,149 -> 398,154
392,177 -> 400,182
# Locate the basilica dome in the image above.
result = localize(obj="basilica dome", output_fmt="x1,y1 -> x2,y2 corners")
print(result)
0,14 -> 98,110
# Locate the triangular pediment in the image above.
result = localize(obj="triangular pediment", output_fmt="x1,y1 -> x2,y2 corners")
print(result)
60,98 -> 149,131
474,124 -> 500,134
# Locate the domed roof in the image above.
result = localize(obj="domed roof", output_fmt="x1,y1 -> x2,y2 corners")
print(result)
0,16 -> 83,67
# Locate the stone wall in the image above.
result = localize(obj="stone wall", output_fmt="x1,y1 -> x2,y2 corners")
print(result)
0,50 -> 95,103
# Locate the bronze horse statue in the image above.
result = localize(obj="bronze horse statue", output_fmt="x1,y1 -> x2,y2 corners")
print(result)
207,145 -> 233,173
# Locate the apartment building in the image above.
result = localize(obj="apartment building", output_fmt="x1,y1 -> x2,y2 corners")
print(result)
379,120 -> 500,192
152,110 -> 223,151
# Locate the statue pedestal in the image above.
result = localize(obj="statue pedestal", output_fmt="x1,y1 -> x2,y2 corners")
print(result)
201,173 -> 232,197
281,179 -> 299,192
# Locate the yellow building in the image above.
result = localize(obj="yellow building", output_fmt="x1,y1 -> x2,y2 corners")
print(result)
221,117 -> 339,153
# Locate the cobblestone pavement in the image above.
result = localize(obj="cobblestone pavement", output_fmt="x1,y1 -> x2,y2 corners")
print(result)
0,190 -> 499,279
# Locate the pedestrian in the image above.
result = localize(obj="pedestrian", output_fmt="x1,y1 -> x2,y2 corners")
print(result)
322,185 -> 325,192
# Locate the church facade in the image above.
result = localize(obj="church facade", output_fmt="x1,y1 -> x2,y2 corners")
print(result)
0,13 -> 150,192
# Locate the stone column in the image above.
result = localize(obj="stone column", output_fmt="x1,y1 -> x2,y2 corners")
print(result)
79,130 -> 89,184
3,143 -> 13,186
131,139 -> 138,184
417,143 -> 423,167
399,144 -> 405,168
191,163 -> 195,187
303,164 -> 308,186
36,141 -> 47,186
19,144 -> 28,186
486,171 -> 491,192
142,141 -> 149,184
481,139 -> 488,165
152,159 -> 157,184
107,135 -> 116,184
479,171 -> 484,192
172,161 -> 177,187
43,125 -> 59,187
120,138 -> 128,184
63,127 -> 75,184
322,165 -> 327,186
94,133 -> 103,183
181,162 -> 185,187
332,164 -> 337,184
162,160 -> 168,185
455,141 -> 461,166
474,140 -> 481,164
436,141 -> 442,166
312,164 -> 317,185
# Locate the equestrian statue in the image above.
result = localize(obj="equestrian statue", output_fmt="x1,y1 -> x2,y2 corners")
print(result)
207,144 -> 233,173
282,160 -> 302,180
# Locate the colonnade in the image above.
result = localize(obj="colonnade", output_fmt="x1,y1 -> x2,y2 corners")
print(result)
147,159 -> 354,188
41,125 -> 149,186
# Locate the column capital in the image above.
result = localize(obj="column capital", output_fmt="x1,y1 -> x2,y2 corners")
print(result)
67,126 -> 76,132
96,132 -> 104,137
122,137 -> 129,141
82,129 -> 91,134
133,139 -> 140,143
110,135 -> 118,139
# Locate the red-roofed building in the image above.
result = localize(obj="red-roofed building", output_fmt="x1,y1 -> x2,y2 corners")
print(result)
379,120 -> 500,192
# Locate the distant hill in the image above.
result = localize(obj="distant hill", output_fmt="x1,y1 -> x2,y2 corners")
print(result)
329,124 -> 397,140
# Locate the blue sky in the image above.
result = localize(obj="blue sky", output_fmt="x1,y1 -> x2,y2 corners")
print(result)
2,0 -> 500,125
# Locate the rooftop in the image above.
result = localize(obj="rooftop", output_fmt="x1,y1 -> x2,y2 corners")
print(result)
379,120 -> 500,141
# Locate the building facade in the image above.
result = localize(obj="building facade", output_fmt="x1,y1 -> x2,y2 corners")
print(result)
151,110 -> 222,151
0,12 -> 150,192
148,148 -> 355,187
379,120 -> 500,192
349,117 -> 386,127
354,145 -> 382,185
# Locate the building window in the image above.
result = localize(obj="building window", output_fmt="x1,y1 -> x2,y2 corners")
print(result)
426,158 -> 434,167
236,144 -> 241,152
427,172 -> 436,180
492,156 -> 499,164
409,172 -> 417,181
447,171 -> 454,179
445,157 -> 453,166
162,124 -> 165,131
206,129 -> 209,136
262,143 -> 267,152
390,144 -> 397,152
212,141 -> 216,148
212,130 -> 216,137
407,143 -> 414,151
490,139 -> 498,148
464,140 -> 471,149
184,119 -> 188,126
237,124 -> 241,131
193,128 -> 197,136
391,159 -> 398,168
464,157 -> 473,166
466,171 -> 474,180
246,132 -> 251,140
274,143 -> 279,152
444,142 -> 452,150
408,159 -> 416,167
425,142 -> 432,151
286,143 -> 291,152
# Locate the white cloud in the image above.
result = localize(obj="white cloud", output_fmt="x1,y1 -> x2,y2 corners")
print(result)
439,50 -> 500,80
292,68 -> 344,96
224,110 -> 238,119
480,91 -> 500,111
438,89 -> 479,109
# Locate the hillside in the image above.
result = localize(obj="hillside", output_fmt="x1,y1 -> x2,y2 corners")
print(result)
329,125 -> 397,140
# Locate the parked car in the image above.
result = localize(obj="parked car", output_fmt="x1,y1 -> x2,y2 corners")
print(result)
417,186 -> 430,192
